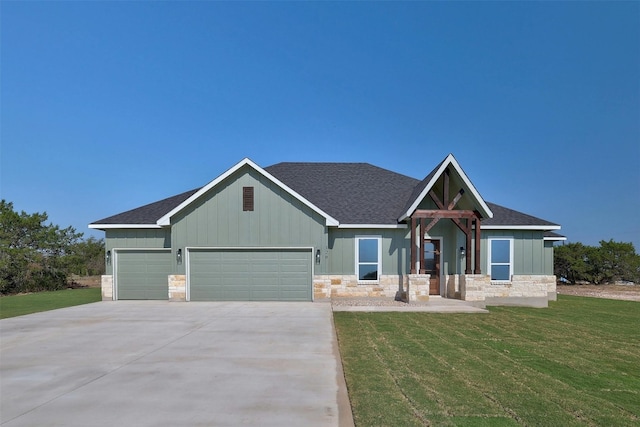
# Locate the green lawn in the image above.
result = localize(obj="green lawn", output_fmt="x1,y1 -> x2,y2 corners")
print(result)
0,288 -> 101,319
334,296 -> 640,426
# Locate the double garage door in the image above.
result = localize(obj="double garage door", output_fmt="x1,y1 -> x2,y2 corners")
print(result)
114,248 -> 312,301
189,248 -> 312,301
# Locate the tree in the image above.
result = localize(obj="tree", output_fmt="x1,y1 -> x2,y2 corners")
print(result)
65,236 -> 105,276
0,200 -> 83,294
554,242 -> 590,284
554,239 -> 640,285
591,240 -> 640,284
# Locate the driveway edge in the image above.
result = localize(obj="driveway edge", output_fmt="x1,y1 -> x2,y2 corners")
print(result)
330,310 -> 355,427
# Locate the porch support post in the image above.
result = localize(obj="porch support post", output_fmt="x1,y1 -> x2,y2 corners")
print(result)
410,217 -> 416,274
419,218 -> 426,273
474,212 -> 482,274
465,218 -> 472,274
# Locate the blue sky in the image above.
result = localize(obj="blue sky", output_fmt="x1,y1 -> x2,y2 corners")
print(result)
2,1 -> 639,249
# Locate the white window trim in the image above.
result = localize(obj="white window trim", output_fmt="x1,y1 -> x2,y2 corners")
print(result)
355,236 -> 382,284
487,237 -> 514,283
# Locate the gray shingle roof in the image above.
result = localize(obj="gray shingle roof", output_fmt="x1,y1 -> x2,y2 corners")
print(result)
91,161 -> 559,229
483,202 -> 559,227
91,188 -> 199,225
265,162 -> 418,224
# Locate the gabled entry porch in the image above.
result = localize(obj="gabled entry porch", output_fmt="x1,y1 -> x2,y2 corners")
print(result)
404,167 -> 485,302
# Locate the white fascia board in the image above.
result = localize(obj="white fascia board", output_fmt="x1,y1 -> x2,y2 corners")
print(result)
113,247 -> 171,251
544,236 -> 567,241
482,225 -> 562,230
186,246 -> 314,251
337,224 -> 408,229
88,223 -> 163,229
398,154 -> 493,222
156,157 -> 339,227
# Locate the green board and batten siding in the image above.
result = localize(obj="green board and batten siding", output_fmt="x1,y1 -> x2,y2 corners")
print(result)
171,166 -> 328,275
170,166 -> 325,300
115,249 -> 172,300
189,249 -> 312,301
104,229 -> 171,275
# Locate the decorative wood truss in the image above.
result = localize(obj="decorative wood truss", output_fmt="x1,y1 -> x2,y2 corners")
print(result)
409,168 -> 483,274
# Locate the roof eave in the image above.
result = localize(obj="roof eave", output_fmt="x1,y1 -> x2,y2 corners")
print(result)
88,223 -> 164,230
544,235 -> 567,241
336,223 -> 408,229
482,225 -> 561,230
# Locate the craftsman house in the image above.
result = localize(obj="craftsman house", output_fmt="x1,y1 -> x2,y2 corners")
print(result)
90,154 -> 564,307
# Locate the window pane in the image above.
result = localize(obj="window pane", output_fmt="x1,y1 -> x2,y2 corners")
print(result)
491,240 -> 510,264
359,264 -> 378,281
424,242 -> 436,271
358,239 -> 378,263
491,265 -> 510,281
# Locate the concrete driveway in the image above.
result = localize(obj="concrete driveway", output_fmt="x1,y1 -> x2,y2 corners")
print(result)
0,301 -> 351,426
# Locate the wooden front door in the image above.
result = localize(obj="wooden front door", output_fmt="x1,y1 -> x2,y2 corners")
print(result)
424,240 -> 440,295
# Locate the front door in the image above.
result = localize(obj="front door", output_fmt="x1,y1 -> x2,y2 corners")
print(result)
424,240 -> 440,295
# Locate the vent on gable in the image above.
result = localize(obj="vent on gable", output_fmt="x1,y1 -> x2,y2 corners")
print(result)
243,186 -> 254,211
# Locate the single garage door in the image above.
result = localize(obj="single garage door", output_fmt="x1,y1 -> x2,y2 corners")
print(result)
116,249 -> 172,300
189,248 -> 312,301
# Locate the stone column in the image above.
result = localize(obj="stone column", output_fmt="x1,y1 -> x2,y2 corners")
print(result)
101,275 -> 113,301
168,275 -> 186,302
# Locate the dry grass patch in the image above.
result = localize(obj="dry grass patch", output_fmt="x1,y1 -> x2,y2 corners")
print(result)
334,295 -> 639,426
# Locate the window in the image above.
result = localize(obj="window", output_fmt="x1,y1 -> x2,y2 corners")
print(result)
356,237 -> 381,282
243,187 -> 254,211
489,238 -> 513,282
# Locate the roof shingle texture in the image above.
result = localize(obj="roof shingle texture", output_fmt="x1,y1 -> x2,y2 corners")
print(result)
483,203 -> 559,227
91,162 -> 559,228
265,162 -> 418,224
91,189 -> 199,225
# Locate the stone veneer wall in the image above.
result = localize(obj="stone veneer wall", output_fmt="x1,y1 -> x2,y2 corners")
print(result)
313,275 -> 406,301
459,275 -> 490,302
101,275 -> 113,301
168,275 -> 186,302
459,274 -> 557,304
